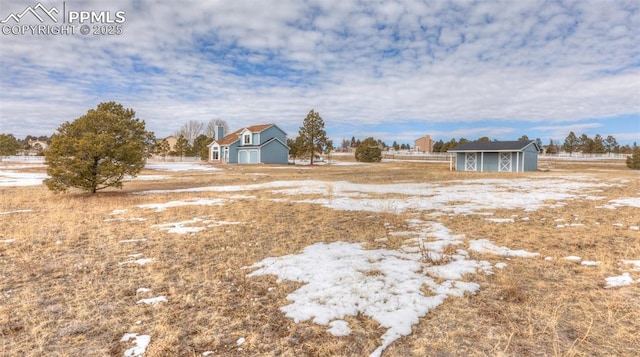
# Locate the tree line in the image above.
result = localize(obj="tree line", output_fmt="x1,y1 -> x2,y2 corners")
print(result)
154,119 -> 229,160
0,134 -> 50,156
560,132 -> 633,155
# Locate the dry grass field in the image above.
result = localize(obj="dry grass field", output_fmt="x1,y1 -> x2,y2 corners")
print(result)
1,159 -> 639,356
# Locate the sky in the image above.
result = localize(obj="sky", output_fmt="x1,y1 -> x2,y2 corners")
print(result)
0,0 -> 639,146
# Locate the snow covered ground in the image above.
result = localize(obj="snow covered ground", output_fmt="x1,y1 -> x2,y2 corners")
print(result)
3,164 -> 638,356
0,161 -> 216,187
125,175 -> 640,355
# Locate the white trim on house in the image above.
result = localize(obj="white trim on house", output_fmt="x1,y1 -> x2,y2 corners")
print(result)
242,132 -> 252,145
238,149 -> 260,164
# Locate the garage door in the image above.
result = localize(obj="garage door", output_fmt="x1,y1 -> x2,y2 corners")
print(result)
249,150 -> 259,163
239,150 -> 248,164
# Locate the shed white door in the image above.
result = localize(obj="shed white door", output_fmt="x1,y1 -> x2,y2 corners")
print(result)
499,152 -> 512,172
465,153 -> 477,171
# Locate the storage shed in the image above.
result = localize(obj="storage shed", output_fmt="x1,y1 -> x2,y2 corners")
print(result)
448,140 -> 541,172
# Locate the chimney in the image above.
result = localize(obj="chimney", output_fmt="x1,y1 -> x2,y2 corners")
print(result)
216,125 -> 225,141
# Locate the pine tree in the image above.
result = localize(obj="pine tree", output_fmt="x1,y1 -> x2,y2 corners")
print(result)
175,135 -> 190,157
287,136 -> 305,163
155,139 -> 171,158
0,133 -> 20,155
563,132 -> 579,155
355,137 -> 382,162
298,110 -> 329,165
193,134 -> 213,160
580,133 -> 594,153
627,145 -> 640,170
604,135 -> 619,154
592,134 -> 606,154
44,102 -> 155,193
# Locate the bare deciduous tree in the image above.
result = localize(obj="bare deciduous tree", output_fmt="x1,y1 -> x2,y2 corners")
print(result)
205,119 -> 230,140
175,120 -> 204,145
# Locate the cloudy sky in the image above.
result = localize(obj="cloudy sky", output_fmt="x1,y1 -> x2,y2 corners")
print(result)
1,0 -> 639,145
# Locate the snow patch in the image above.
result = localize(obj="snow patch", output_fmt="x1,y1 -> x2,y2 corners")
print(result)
580,261 -> 601,266
604,273 -> 635,288
327,320 -> 352,336
138,198 -> 224,212
247,239 -> 490,357
121,333 -> 151,357
137,296 -> 167,305
468,239 -> 539,258
0,209 -> 33,215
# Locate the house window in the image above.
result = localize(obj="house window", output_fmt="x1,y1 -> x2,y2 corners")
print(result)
243,133 -> 251,145
211,147 -> 219,160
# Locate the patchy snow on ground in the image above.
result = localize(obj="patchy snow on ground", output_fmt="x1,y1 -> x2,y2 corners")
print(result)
563,256 -> 582,262
138,198 -> 224,212
580,261 -> 601,266
111,172 -> 635,354
121,333 -> 151,357
0,209 -> 33,215
137,296 -> 168,305
0,170 -> 48,186
151,217 -> 242,235
120,239 -> 147,244
621,260 -> 640,271
605,273 -> 635,288
468,239 -> 539,258
247,219 -> 540,357
119,258 -> 153,266
138,177 -> 614,215
597,196 -> 640,209
484,218 -> 515,223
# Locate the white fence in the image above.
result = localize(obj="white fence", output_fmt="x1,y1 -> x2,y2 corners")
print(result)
382,152 -> 453,162
0,156 -> 45,163
539,153 -> 628,161
146,156 -> 203,163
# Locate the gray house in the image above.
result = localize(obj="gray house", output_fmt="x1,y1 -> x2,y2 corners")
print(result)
208,124 -> 289,164
448,140 -> 541,172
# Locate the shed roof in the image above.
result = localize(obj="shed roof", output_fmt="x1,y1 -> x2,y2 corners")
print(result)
448,140 -> 539,152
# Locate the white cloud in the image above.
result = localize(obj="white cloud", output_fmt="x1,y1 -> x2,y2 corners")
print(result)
1,0 -> 638,141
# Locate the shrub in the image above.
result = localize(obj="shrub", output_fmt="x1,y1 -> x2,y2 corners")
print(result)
355,137 -> 382,162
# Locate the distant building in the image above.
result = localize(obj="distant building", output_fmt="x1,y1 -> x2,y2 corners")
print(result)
448,140 -> 540,172
163,136 -> 178,152
28,139 -> 48,152
414,135 -> 434,152
208,124 -> 289,164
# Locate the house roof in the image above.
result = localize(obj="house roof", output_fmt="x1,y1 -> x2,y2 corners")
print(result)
245,124 -> 273,133
214,128 -> 243,146
448,140 -> 539,152
209,123 -> 278,147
